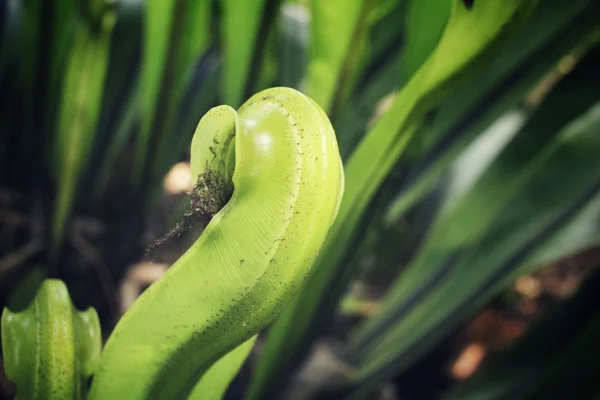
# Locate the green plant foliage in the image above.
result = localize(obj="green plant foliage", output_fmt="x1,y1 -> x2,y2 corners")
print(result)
340,44 -> 600,393
2,0 -> 600,398
334,0 -> 451,157
1,280 -> 101,400
46,0 -> 77,130
92,0 -> 142,197
221,0 -> 274,108
277,2 -> 309,89
397,0 -> 451,84
190,337 -> 257,399
153,1 -> 212,179
349,1 -> 600,309
345,97 -> 600,399
448,270 -> 600,400
248,2 -> 539,398
304,0 -> 369,116
88,87 -> 344,399
131,0 -> 176,184
133,0 -> 215,187
384,0 -> 600,224
51,5 -> 117,254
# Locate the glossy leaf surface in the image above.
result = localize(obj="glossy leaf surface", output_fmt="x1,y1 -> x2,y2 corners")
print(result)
89,87 -> 344,399
1,280 -> 101,400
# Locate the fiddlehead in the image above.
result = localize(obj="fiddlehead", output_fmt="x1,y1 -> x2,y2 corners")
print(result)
1,280 -> 101,400
89,87 -> 344,399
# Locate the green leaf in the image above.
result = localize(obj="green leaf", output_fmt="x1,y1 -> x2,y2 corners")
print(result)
92,0 -> 142,198
384,0 -> 600,224
249,1 -> 537,398
172,50 -> 222,164
335,0 -> 451,158
89,88 -> 344,399
133,0 -> 212,186
447,270 -> 600,400
333,0 -> 406,158
398,0 -> 451,84
51,9 -> 116,254
346,97 -> 600,398
46,0 -> 77,139
344,0 -> 600,316
277,2 -> 309,89
1,279 -> 101,400
131,0 -> 176,184
189,336 -> 257,399
303,0 -> 369,116
153,0 -> 212,177
349,0 -> 600,308
221,0 -> 274,107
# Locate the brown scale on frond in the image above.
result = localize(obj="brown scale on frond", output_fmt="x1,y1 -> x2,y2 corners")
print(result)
147,167 -> 233,257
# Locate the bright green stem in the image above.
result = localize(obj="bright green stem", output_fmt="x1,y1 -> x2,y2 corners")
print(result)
89,87 -> 344,399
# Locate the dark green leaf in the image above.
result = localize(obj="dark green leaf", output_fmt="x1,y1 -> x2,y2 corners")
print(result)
250,2 -> 537,398
51,10 -> 116,253
384,0 -> 600,224
303,0 -> 370,116
347,94 -> 600,399
447,269 -> 600,400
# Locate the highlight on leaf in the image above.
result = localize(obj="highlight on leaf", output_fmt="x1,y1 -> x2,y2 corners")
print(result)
88,87 -> 344,399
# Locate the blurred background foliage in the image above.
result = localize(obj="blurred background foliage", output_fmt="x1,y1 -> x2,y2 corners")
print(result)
1,0 -> 600,399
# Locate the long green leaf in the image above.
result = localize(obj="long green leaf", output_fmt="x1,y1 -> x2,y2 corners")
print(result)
189,336 -> 257,399
333,0 -> 409,157
221,0 -> 269,107
91,0 -> 142,198
303,0 -> 369,116
46,0 -> 77,147
384,0 -> 600,224
249,2 -> 537,398
398,0 -> 451,84
334,0 -> 451,166
277,2 -> 309,89
447,269 -> 600,400
341,1 -> 600,323
353,109 -> 526,296
346,97 -> 600,398
362,44 -> 600,340
173,49 -> 222,161
131,0 -> 175,184
16,0 -> 41,117
51,9 -> 116,254
153,0 -> 212,177
348,0 -> 600,304
133,0 -> 212,188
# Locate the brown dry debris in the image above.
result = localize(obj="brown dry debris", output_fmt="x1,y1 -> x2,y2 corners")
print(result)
147,168 -> 233,256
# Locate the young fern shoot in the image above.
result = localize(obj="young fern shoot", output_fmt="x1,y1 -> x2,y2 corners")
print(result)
89,87 -> 344,399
